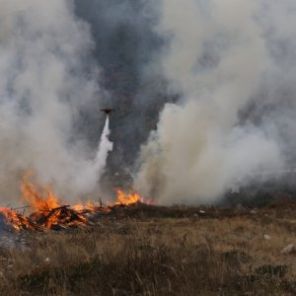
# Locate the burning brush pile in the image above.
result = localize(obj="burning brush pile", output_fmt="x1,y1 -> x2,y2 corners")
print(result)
0,176 -> 149,232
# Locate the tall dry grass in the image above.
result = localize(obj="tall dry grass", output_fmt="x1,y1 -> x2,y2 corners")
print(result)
0,212 -> 295,295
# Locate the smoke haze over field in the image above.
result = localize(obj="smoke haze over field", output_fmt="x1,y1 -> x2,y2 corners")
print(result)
1,0 -> 296,205
0,0 -> 108,200
135,0 -> 296,204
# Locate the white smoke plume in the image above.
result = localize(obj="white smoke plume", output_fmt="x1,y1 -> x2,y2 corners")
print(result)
74,115 -> 113,193
0,0 -> 108,201
135,0 -> 296,204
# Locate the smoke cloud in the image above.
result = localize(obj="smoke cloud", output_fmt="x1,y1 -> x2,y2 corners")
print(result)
74,0 -> 167,181
0,0 -> 109,201
135,0 -> 296,204
1,0 -> 296,206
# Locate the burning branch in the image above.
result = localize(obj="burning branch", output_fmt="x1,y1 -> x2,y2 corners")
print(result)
0,175 -> 150,232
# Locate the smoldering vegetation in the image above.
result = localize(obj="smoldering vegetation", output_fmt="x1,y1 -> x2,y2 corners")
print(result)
135,0 -> 296,205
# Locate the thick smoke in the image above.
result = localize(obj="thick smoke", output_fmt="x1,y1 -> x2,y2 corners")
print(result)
2,0 -> 296,206
0,0 -> 109,200
135,0 -> 296,204
74,0 -> 167,185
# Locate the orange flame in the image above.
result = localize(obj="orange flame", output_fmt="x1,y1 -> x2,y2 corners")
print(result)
6,173 -> 152,231
0,207 -> 20,230
115,189 -> 142,206
21,175 -> 60,212
0,207 -> 34,231
72,201 -> 97,212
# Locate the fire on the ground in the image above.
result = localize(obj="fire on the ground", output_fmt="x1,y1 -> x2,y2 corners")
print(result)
0,175 -> 149,231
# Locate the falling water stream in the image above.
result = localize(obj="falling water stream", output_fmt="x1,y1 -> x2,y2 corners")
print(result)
94,115 -> 113,181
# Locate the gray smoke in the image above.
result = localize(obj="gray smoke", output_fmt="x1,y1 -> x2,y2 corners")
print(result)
135,0 -> 296,204
74,0 -> 168,183
2,0 -> 296,206
0,0 -> 109,201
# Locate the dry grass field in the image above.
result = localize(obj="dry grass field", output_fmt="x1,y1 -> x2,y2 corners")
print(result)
0,202 -> 296,295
